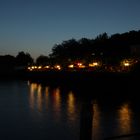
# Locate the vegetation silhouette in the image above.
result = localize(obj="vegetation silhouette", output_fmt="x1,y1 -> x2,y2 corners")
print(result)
0,55 -> 16,73
0,51 -> 33,78
0,29 -> 140,78
49,31 -> 137,65
15,51 -> 33,67
36,55 -> 49,66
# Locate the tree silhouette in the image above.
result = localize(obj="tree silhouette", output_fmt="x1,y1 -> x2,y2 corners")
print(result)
36,55 -> 49,66
0,55 -> 15,68
49,30 -> 140,66
50,39 -> 81,65
16,51 -> 33,66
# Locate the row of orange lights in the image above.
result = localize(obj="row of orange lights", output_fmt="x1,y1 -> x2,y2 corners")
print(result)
69,62 -> 99,68
28,65 -> 61,71
27,62 -> 100,71
27,59 -> 135,71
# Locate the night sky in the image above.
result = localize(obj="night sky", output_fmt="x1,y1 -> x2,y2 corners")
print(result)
0,0 -> 140,59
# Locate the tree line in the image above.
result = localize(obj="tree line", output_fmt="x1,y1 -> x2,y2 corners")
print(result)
49,30 -> 140,66
0,30 -> 140,71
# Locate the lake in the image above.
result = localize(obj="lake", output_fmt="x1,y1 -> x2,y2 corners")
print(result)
0,79 -> 140,140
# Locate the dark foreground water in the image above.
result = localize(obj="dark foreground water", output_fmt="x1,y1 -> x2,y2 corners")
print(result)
0,79 -> 140,140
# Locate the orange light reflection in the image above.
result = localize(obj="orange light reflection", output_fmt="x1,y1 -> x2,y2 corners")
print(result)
52,88 -> 61,121
92,101 -> 101,140
37,84 -> 42,111
118,103 -> 132,134
29,83 -> 38,109
45,87 -> 49,109
67,92 -> 76,121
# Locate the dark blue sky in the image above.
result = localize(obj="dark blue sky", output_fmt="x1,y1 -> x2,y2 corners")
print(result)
0,0 -> 140,59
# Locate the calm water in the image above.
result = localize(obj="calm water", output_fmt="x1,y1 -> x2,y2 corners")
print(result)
0,80 -> 140,140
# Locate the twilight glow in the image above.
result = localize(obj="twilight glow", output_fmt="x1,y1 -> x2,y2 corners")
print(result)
0,0 -> 140,59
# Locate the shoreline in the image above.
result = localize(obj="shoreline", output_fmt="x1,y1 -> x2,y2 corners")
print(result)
0,70 -> 139,98
0,69 -> 139,84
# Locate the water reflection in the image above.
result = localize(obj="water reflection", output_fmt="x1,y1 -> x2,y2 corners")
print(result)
45,87 -> 49,110
28,82 -> 138,140
52,88 -> 61,121
118,103 -> 132,134
67,91 -> 76,121
92,101 -> 102,140
29,83 -> 37,109
37,84 -> 42,111
29,83 -> 78,123
29,83 -> 43,111
80,100 -> 93,140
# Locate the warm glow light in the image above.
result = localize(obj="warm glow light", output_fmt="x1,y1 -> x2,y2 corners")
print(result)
77,63 -> 85,68
121,59 -> 134,68
29,83 -> 38,109
53,88 -> 61,121
37,84 -> 42,111
37,84 -> 42,93
93,62 -> 98,66
55,88 -> 61,102
45,65 -> 50,69
28,66 -> 38,71
68,64 -> 74,68
55,65 -> 61,70
124,62 -> 130,66
67,92 -> 76,121
89,62 -> 99,67
118,103 -> 132,133
38,66 -> 42,69
28,67 -> 32,71
77,63 -> 82,66
79,65 -> 86,68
